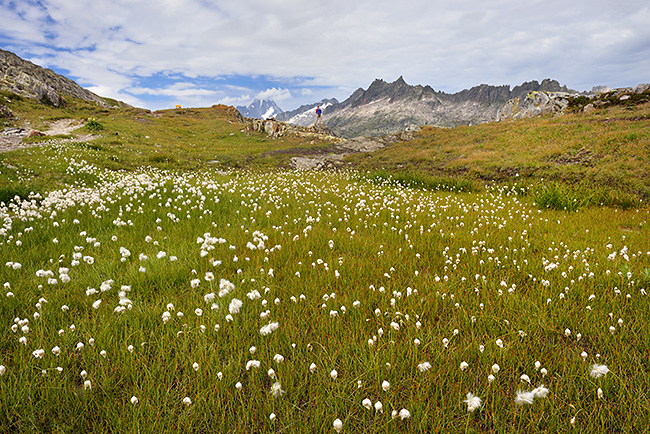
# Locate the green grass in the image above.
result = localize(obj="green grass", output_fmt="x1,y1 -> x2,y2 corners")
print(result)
0,166 -> 649,433
1,91 -> 649,431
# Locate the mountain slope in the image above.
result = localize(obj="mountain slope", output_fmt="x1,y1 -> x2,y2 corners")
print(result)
276,98 -> 339,126
0,49 -> 111,108
323,77 -> 574,137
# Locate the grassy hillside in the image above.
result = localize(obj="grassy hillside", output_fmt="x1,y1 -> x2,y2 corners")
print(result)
1,92 -> 334,198
347,102 -> 650,202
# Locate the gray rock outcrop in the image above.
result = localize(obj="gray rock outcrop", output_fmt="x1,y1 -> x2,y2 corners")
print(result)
496,91 -> 578,121
0,49 -> 110,108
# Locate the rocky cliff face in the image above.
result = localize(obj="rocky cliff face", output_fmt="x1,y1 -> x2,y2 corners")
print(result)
322,77 -> 574,138
0,49 -> 110,108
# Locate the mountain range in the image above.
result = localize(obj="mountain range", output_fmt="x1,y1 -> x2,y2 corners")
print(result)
237,76 -> 578,137
0,48 -> 611,139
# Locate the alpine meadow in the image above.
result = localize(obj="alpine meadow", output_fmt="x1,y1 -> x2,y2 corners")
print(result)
1,64 -> 650,433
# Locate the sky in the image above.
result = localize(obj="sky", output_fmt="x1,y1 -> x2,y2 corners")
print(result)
1,0 -> 649,111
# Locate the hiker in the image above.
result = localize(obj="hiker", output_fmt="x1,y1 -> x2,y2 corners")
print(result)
315,106 -> 322,126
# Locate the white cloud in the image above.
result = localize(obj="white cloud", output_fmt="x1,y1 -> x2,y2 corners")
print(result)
255,88 -> 292,102
2,0 -> 649,110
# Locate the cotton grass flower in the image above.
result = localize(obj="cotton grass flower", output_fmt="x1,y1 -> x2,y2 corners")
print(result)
130,396 -> 139,405
332,418 -> 343,432
590,364 -> 609,378
417,362 -> 431,372
381,380 -> 390,391
246,360 -> 261,371
532,384 -> 549,398
362,398 -> 372,410
464,392 -> 482,412
514,390 -> 536,406
270,381 -> 284,398
330,369 -> 338,380
83,380 -> 92,390
398,408 -> 411,420
182,396 -> 192,406
228,298 -> 243,314
460,361 -> 469,371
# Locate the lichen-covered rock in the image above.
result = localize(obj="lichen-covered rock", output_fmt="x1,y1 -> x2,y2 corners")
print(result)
497,91 -> 577,121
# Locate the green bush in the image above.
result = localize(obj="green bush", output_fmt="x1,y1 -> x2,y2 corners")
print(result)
85,119 -> 105,132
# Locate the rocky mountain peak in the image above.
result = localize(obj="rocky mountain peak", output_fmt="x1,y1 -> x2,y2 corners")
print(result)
236,99 -> 283,119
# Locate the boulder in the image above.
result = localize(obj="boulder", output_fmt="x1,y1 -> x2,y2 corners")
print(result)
27,129 -> 45,138
583,103 -> 596,113
634,84 -> 650,94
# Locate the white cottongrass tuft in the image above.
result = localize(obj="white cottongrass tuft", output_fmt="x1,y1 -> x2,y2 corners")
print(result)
333,418 -> 343,433
246,360 -> 261,371
382,380 -> 390,391
130,396 -> 139,405
532,384 -> 549,398
398,408 -> 411,420
515,384 -> 549,405
374,401 -> 383,412
270,381 -> 285,398
464,392 -> 482,412
417,362 -> 431,372
514,390 -> 536,406
590,364 -> 609,378
362,398 -> 372,410
330,369 -> 338,380
260,321 -> 279,336
460,361 -> 469,371
182,396 -> 192,406
228,298 -> 243,314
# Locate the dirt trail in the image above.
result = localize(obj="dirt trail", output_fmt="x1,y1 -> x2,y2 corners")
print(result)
1,119 -> 97,153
